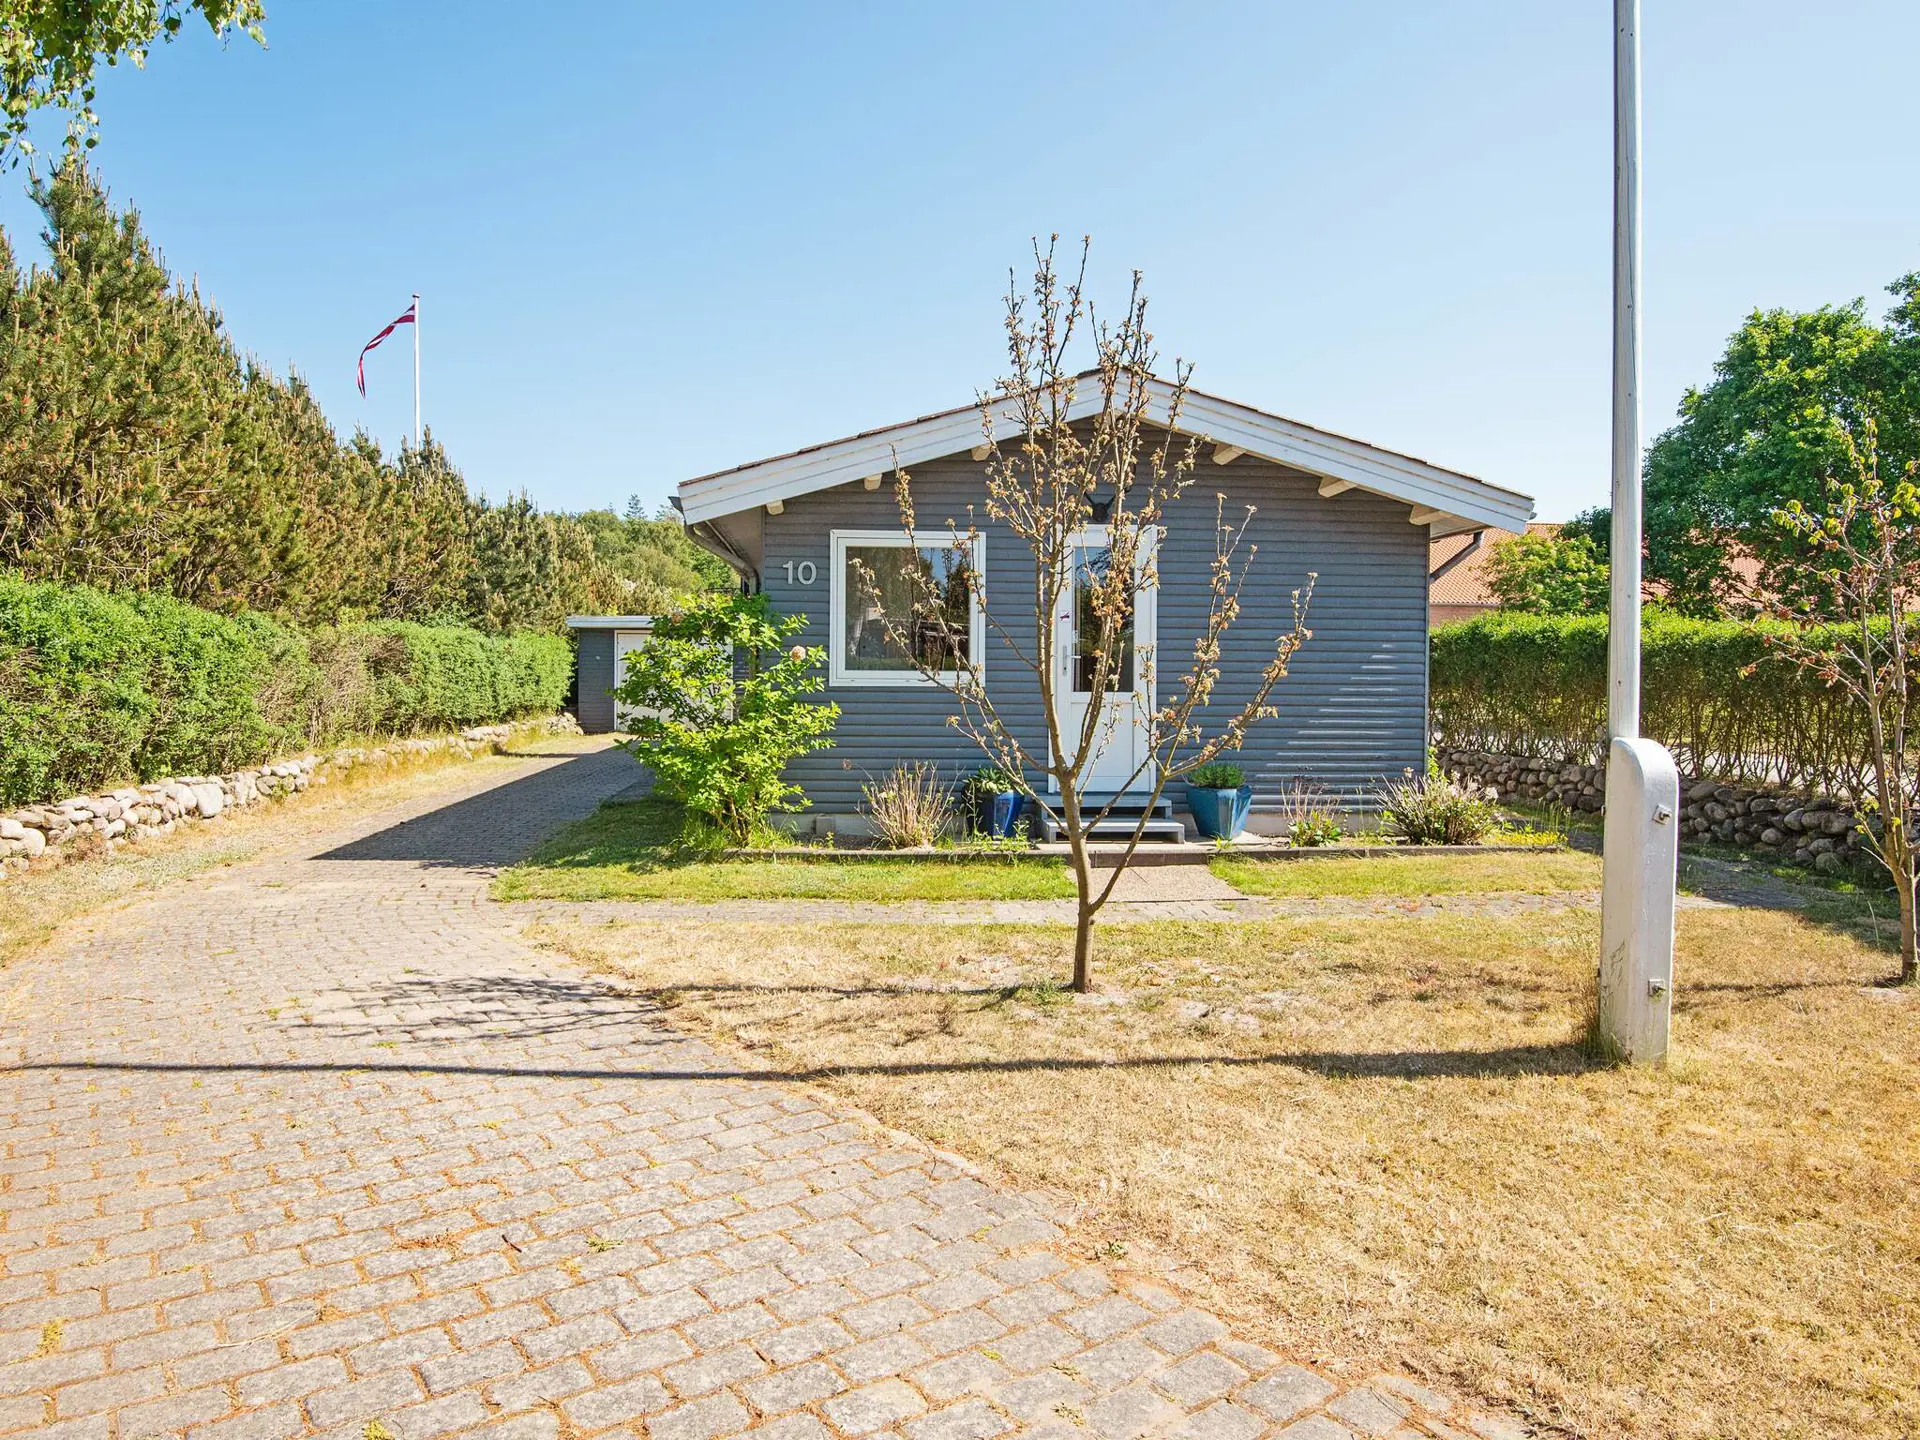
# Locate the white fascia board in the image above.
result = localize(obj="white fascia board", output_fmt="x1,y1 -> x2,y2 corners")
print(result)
680,377 -> 1533,533
680,400 -> 1016,524
1157,385 -> 1534,532
566,615 -> 655,630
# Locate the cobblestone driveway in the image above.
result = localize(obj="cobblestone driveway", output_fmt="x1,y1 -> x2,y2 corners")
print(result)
1,742 -> 1516,1440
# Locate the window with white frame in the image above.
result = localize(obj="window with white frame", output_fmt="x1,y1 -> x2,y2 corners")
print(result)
830,531 -> 984,686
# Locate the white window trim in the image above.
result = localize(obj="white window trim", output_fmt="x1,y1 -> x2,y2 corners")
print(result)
829,529 -> 987,688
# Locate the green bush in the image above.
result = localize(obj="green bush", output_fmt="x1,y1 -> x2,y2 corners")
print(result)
1431,609 -> 1871,796
0,572 -> 571,807
303,623 -> 569,738
129,594 -> 315,779
613,593 -> 838,843
0,572 -> 157,805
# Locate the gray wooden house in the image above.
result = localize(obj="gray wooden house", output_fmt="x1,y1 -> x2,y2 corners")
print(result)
584,378 -> 1532,835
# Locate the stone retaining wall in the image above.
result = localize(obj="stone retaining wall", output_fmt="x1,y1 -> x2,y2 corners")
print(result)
0,713 -> 582,879
1438,746 -> 1870,876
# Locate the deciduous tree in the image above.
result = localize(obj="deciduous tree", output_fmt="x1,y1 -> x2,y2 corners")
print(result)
866,239 -> 1312,991
1,0 -> 265,165
1483,528 -> 1609,614
1639,274 -> 1920,616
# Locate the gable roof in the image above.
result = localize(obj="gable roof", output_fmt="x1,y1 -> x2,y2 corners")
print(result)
677,374 -> 1534,535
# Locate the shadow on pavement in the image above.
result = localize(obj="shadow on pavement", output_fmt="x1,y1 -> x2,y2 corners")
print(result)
317,746 -> 638,869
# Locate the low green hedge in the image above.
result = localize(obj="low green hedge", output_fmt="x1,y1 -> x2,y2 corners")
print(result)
306,623 -> 571,739
0,572 -> 570,807
1430,609 -> 1869,797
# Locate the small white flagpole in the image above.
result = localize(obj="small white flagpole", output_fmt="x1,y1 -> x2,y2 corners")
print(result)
412,292 -> 422,447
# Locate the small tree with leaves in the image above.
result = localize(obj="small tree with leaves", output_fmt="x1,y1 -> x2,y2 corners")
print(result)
613,593 -> 838,844
859,240 -> 1312,991
1483,529 -> 1609,615
2,1 -> 266,166
1758,420 -> 1920,984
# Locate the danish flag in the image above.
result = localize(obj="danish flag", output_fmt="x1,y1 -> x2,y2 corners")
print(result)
356,300 -> 416,397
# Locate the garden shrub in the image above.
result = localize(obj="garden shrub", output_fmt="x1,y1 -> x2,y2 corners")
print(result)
862,762 -> 956,848
305,622 -> 570,737
129,593 -> 313,779
1273,778 -> 1342,847
0,571 -> 572,807
613,593 -> 838,843
1377,764 -> 1499,845
0,572 -> 156,806
1431,609 -> 1874,797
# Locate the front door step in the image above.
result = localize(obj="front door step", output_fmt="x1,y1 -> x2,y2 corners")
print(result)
1031,793 -> 1186,844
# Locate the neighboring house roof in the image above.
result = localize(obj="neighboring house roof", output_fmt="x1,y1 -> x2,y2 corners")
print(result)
677,374 -> 1534,536
1426,527 -> 1771,612
1428,522 -> 1560,609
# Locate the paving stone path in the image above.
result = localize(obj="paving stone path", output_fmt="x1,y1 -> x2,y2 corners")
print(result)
1,741 -> 1524,1440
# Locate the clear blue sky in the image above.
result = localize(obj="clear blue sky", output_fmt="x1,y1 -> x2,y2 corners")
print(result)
4,1 -> 1916,522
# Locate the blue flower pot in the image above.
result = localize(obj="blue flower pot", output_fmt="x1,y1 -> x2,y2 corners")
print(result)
977,790 -> 1027,839
1186,784 -> 1253,841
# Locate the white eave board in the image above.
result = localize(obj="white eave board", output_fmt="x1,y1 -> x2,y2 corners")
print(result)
566,615 -> 655,630
677,376 -> 1533,533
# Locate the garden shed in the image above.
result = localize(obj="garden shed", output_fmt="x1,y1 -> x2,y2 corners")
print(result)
566,615 -> 652,733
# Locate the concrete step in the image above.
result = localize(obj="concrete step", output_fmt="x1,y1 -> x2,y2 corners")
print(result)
1031,803 -> 1187,844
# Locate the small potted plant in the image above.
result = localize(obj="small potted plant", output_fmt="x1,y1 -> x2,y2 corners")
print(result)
1186,760 -> 1253,841
963,765 -> 1027,839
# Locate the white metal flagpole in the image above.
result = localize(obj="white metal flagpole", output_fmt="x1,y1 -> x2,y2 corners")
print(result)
412,292 -> 422,447
1597,0 -> 1679,1065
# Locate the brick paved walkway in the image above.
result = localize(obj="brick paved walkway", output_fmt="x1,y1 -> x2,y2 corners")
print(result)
1,741 -> 1523,1440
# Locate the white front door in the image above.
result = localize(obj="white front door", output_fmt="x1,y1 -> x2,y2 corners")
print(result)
1053,528 -> 1156,792
612,629 -> 649,730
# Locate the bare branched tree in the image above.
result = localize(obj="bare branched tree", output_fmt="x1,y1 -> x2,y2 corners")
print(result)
1758,419 -> 1920,984
855,238 -> 1313,991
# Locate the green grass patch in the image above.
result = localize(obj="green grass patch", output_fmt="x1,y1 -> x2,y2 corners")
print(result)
493,796 -> 1076,902
1212,848 -> 1603,898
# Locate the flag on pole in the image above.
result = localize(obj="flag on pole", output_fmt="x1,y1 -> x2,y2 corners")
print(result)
356,300 -> 417,397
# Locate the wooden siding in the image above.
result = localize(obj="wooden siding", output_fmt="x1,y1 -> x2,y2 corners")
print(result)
758,454 -> 1429,814
575,629 -> 618,734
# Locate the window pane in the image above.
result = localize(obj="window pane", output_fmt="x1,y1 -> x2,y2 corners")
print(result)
843,542 -> 973,673
1072,545 -> 1134,693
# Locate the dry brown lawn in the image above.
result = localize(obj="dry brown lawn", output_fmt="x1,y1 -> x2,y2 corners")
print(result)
535,902 -> 1919,1440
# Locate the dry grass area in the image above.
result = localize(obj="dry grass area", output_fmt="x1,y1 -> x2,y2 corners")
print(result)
0,732 -> 593,968
1213,849 -> 1604,897
535,902 -> 1919,1440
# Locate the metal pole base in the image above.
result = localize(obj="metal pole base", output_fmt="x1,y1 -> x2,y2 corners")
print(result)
1597,735 -> 1679,1064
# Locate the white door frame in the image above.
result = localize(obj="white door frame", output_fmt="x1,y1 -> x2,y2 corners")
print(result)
1049,525 -> 1158,793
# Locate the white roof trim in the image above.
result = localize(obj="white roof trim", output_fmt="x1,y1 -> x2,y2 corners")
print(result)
678,376 -> 1533,533
566,615 -> 654,630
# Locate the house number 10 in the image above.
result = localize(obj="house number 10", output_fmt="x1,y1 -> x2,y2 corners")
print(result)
782,560 -> 817,585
